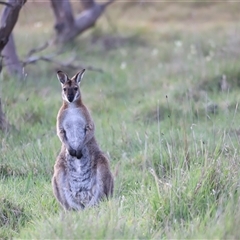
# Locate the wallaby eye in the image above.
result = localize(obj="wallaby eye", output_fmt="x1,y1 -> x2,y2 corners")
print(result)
63,88 -> 66,92
74,87 -> 78,91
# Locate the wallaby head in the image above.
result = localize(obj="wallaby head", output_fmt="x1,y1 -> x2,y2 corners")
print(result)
57,69 -> 85,103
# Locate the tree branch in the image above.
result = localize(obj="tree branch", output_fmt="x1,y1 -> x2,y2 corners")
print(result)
0,1 -> 13,7
26,41 -> 49,58
0,0 -> 26,52
51,0 -> 116,44
22,54 -> 103,73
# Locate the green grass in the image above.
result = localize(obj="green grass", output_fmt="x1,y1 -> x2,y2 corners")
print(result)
1,1 -> 240,239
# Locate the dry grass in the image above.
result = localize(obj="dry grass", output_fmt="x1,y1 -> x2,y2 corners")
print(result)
1,1 -> 240,239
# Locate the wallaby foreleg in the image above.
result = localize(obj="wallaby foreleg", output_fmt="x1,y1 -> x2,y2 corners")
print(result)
76,121 -> 95,158
58,128 -> 77,157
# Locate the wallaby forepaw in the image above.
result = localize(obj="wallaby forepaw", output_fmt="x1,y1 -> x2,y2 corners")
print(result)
76,150 -> 83,159
68,148 -> 76,157
85,123 -> 93,132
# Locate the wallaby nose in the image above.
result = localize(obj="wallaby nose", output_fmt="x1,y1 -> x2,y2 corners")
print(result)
68,95 -> 74,102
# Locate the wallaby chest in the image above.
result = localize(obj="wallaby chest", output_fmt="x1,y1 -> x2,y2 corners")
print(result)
62,107 -> 86,149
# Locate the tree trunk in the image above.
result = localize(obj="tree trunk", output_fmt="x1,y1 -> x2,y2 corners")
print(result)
2,33 -> 22,77
51,0 -> 74,37
0,0 -> 26,131
50,0 -> 115,44
0,0 -> 26,78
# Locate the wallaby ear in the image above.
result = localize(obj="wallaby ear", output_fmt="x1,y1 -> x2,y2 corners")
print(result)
74,69 -> 85,84
57,71 -> 68,84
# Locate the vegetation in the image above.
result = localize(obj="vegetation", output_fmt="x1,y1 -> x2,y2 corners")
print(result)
1,1 -> 240,239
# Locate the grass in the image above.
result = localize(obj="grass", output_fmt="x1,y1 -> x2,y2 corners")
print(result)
1,1 -> 240,239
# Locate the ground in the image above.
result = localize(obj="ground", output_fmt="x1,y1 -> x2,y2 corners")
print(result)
1,1 -> 240,238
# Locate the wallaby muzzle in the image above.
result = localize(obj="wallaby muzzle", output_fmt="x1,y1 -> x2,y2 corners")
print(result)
67,95 -> 74,102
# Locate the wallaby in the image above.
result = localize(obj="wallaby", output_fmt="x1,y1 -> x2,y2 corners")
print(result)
52,69 -> 114,210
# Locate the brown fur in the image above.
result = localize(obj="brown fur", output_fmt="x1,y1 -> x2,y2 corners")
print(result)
52,70 -> 114,210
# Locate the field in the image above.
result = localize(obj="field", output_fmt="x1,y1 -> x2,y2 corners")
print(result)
1,1 -> 240,239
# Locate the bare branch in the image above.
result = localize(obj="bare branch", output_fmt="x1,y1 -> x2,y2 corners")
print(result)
22,54 -> 103,73
0,1 -> 13,7
51,0 -> 116,44
22,39 -> 103,73
26,41 -> 49,58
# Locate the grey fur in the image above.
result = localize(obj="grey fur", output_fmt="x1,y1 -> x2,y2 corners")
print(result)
52,70 -> 114,210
